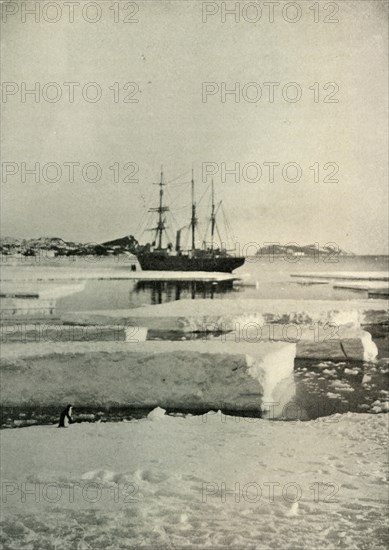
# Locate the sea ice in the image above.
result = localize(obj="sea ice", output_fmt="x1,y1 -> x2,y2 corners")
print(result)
1,412 -> 387,549
147,407 -> 167,421
0,340 -> 296,414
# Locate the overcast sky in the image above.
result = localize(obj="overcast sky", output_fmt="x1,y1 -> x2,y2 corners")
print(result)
1,0 -> 388,254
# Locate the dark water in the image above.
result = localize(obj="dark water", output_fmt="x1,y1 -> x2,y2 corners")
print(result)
54,256 -> 389,312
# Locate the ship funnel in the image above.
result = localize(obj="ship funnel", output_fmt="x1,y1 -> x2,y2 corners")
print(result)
175,229 -> 182,252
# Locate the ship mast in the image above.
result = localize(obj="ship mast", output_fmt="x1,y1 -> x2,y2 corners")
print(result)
150,166 -> 169,249
210,178 -> 216,250
191,168 -> 197,253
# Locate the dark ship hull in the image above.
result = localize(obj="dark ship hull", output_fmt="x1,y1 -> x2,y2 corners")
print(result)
137,251 -> 245,273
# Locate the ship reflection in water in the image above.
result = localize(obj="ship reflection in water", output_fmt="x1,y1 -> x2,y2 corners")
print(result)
131,279 -> 237,305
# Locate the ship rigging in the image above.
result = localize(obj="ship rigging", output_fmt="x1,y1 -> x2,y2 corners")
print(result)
136,168 -> 245,273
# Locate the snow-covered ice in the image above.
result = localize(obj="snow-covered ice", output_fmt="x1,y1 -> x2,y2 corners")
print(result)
1,412 -> 388,549
0,265 -> 237,283
0,340 -> 296,414
61,298 -> 389,330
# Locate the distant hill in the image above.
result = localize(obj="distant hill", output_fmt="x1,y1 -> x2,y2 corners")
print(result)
0,236 -> 354,258
257,243 -> 354,258
0,235 -> 140,257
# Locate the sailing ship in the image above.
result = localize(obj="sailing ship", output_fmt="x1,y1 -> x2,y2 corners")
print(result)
136,169 -> 245,273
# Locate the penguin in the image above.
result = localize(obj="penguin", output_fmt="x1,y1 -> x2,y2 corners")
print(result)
58,404 -> 74,428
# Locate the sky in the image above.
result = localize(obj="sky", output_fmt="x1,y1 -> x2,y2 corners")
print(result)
1,0 -> 388,254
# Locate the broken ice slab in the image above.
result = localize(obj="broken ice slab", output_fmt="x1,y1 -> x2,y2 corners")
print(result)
0,283 -> 85,299
291,272 -> 389,281
297,330 -> 377,362
0,283 -> 85,320
0,323 -> 149,344
204,326 -> 378,362
0,340 -> 296,414
0,297 -> 58,319
1,267 -> 238,283
333,282 -> 389,292
1,322 -> 376,361
368,289 -> 389,298
61,298 -> 389,331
